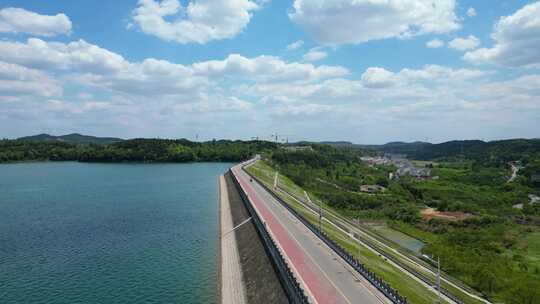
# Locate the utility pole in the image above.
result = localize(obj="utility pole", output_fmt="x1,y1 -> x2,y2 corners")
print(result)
319,198 -> 323,233
424,254 -> 442,303
305,191 -> 321,232
437,256 -> 441,304
357,218 -> 360,259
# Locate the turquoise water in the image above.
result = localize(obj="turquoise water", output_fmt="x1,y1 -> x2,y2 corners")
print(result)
0,162 -> 231,304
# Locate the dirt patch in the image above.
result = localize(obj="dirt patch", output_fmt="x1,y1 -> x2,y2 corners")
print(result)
421,208 -> 473,221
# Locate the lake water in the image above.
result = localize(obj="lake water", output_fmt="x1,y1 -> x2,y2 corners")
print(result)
0,162 -> 232,304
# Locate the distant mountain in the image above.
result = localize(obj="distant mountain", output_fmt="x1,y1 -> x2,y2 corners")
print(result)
318,138 -> 540,164
319,141 -> 354,147
364,139 -> 540,164
17,133 -> 124,145
359,141 -> 431,154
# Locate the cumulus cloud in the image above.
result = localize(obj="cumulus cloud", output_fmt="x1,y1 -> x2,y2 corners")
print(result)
0,61 -> 61,97
0,7 -> 71,37
0,38 -> 128,74
0,37 -> 348,102
192,54 -> 348,83
303,47 -> 327,62
286,40 -> 304,51
467,7 -> 477,17
1,33 -> 537,142
131,0 -> 261,44
426,39 -> 445,48
464,2 -> 540,68
360,65 -> 488,89
448,35 -> 480,51
361,67 -> 396,88
289,0 -> 460,45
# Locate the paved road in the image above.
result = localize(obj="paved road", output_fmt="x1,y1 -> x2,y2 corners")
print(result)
232,164 -> 390,304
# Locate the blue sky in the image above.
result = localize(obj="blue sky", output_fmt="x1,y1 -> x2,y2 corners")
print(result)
0,0 -> 539,143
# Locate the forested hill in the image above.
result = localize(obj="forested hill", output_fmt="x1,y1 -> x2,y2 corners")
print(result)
17,133 -> 124,145
0,138 -> 278,163
358,139 -> 540,164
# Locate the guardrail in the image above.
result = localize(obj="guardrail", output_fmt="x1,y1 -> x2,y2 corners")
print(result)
244,169 -> 408,304
228,168 -> 310,304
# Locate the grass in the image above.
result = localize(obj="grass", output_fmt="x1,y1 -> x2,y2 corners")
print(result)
508,231 -> 540,276
526,232 -> 540,269
388,221 -> 440,244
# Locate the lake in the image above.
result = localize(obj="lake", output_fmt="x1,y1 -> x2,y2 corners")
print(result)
0,162 -> 232,304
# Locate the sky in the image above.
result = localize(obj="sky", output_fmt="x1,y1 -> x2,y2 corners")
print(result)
0,0 -> 539,144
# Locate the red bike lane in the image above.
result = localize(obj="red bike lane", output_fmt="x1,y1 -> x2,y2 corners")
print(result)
232,166 -> 349,304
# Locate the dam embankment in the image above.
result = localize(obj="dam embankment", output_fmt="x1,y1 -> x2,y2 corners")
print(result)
219,172 -> 287,304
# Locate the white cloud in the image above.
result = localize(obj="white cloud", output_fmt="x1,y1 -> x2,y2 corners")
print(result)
0,7 -> 71,37
448,35 -> 480,51
397,65 -> 489,82
46,99 -> 115,114
464,2 -> 540,68
174,96 -> 252,113
289,0 -> 460,45
0,38 -> 128,74
0,61 -> 61,97
467,7 -> 477,17
1,33 -> 538,143
361,67 -> 396,88
360,65 -> 488,89
192,54 -> 348,83
426,38 -> 445,48
303,47 -> 327,62
131,0 -> 261,44
0,37 -> 348,103
286,40 -> 304,51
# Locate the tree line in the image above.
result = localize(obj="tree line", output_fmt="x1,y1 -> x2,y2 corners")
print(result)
0,138 -> 278,163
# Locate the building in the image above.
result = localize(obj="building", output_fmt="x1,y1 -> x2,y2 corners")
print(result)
283,146 -> 313,152
360,185 -> 386,193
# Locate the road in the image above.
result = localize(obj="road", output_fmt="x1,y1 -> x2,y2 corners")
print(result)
507,162 -> 521,183
231,163 -> 390,304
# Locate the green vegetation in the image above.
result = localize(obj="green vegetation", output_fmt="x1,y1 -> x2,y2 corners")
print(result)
0,138 -> 277,163
259,141 -> 540,303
